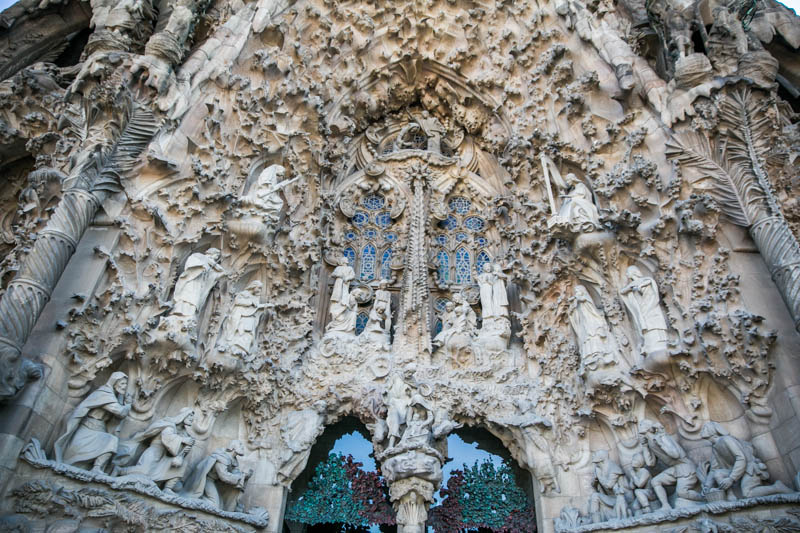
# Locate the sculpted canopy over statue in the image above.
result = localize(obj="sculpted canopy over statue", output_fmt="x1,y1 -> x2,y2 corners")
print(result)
54,372 -> 131,473
181,440 -> 253,511
217,280 -> 267,358
112,408 -> 195,495
700,421 -> 792,499
638,419 -> 703,510
620,266 -> 669,362
325,255 -> 357,336
477,263 -> 508,320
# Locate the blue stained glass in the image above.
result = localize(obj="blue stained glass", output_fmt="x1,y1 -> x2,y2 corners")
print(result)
345,231 -> 357,241
365,228 -> 378,239
362,195 -> 385,210
435,234 -> 448,246
437,251 -> 449,282
360,244 -> 376,281
476,250 -> 491,275
352,211 -> 369,227
384,232 -> 397,242
455,247 -> 471,284
435,298 -> 451,312
455,232 -> 467,242
375,212 -> 392,228
476,236 -> 487,247
439,215 -> 458,231
433,319 -> 443,338
464,216 -> 485,232
449,196 -> 471,214
343,247 -> 356,267
381,248 -> 392,279
356,312 -> 368,335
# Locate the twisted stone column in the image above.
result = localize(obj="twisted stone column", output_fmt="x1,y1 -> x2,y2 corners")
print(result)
0,186 -> 103,400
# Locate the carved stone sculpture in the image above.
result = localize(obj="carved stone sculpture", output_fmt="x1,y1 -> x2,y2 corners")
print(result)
54,372 -> 131,472
620,266 -> 670,371
700,421 -> 792,500
229,164 -> 297,243
215,280 -> 267,359
180,440 -> 253,512
638,419 -> 703,510
434,294 -> 478,365
588,450 -> 631,523
153,248 -> 226,354
627,452 -> 656,515
277,401 -> 328,484
325,255 -> 357,337
362,297 -> 391,348
385,374 -> 414,449
111,407 -> 195,494
569,285 -> 627,396
477,263 -> 508,320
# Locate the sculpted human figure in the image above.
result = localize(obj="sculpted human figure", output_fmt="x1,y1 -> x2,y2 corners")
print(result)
181,440 -> 253,511
238,164 -> 296,223
54,372 -> 131,473
417,111 -> 446,153
700,421 -> 792,499
588,450 -> 631,523
549,174 -> 602,236
362,299 -> 391,348
627,452 -> 656,514
170,248 -> 226,324
112,408 -> 195,494
569,285 -> 624,395
398,402 -> 434,449
278,401 -> 328,484
620,266 -> 669,361
374,279 -> 393,333
385,374 -> 414,449
217,280 -> 267,358
433,301 -> 457,350
477,263 -> 508,320
325,254 -> 357,336
638,419 -> 703,510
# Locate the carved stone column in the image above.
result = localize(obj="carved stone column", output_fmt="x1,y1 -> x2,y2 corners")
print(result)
0,102 -> 158,401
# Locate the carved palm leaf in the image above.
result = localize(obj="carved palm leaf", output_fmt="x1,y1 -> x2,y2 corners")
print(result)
665,131 -> 763,227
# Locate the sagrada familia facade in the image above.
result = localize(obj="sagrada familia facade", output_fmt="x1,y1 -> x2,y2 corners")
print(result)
0,0 -> 799,531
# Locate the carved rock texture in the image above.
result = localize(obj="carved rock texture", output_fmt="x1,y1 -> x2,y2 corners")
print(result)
0,1 -> 797,533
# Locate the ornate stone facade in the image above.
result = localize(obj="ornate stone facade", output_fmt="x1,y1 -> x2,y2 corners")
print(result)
0,0 -> 798,532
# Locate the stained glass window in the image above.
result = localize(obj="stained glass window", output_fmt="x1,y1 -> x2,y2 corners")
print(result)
435,234 -> 448,246
476,250 -> 491,275
384,232 -> 397,242
455,247 -> 471,284
437,251 -> 449,282
364,228 -> 378,240
343,247 -> 356,267
440,215 -> 458,231
381,248 -> 392,279
435,298 -> 451,312
352,211 -> 369,227
464,216 -> 485,232
361,244 -> 376,281
476,236 -> 487,247
345,231 -> 357,241
356,313 -> 369,335
433,319 -> 443,338
375,212 -> 392,228
362,195 -> 385,210
449,196 -> 471,214
455,232 -> 467,243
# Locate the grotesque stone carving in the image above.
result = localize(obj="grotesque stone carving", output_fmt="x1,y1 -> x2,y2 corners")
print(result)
54,372 -> 131,473
111,408 -> 195,495
638,419 -> 703,510
700,421 -> 792,500
181,440 -> 253,512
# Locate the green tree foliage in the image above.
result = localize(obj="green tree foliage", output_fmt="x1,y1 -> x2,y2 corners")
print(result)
286,453 -> 395,528
430,459 -> 536,532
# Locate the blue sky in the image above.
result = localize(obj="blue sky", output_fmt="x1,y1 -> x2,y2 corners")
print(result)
0,0 -> 798,14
